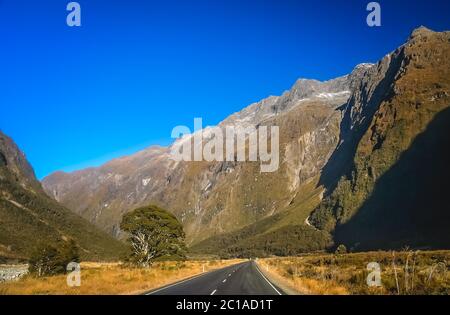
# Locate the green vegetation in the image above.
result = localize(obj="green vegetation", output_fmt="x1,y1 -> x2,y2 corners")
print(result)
121,205 -> 187,266
0,131 -> 127,262
192,223 -> 331,258
29,240 -> 80,276
0,176 -> 127,261
335,244 -> 347,255
191,176 -> 334,257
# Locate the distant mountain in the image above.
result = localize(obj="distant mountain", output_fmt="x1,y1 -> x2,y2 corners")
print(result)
0,131 -> 126,262
43,27 -> 450,256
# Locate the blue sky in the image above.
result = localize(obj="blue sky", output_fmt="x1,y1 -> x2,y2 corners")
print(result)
1,0 -> 449,179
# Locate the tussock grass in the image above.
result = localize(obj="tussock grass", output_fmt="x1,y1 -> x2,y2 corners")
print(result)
259,250 -> 449,295
0,259 -> 243,295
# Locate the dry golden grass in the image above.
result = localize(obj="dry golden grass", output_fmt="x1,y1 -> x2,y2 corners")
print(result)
258,259 -> 348,295
259,250 -> 450,295
0,259 -> 243,295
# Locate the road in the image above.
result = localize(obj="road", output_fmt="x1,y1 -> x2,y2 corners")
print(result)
146,261 -> 284,295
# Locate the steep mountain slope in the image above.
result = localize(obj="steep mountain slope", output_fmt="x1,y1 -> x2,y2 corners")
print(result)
0,131 -> 127,261
193,27 -> 450,256
310,27 -> 450,250
43,66 -> 368,245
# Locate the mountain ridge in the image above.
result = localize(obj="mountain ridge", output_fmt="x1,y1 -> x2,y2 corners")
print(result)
310,26 -> 450,250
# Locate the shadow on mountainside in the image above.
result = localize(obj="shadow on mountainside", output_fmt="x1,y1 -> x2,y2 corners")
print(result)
317,48 -> 405,194
335,107 -> 450,250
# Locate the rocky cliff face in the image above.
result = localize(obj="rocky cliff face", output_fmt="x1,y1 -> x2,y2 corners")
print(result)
310,27 -> 450,250
0,131 -> 40,193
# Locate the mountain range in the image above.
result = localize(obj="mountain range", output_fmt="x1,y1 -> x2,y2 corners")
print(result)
42,60 -> 366,246
2,26 -> 448,259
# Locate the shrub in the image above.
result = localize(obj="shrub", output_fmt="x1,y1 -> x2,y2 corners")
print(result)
335,244 -> 347,255
29,239 -> 80,277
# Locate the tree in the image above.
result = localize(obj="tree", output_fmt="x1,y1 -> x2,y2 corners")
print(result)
29,239 -> 80,276
120,205 -> 186,267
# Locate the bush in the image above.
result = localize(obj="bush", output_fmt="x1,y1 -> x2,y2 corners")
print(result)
335,244 -> 347,255
29,240 -> 80,276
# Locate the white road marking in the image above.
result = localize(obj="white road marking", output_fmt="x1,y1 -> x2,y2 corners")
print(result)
146,268 -> 215,295
228,274 -> 231,277
254,263 -> 282,295
222,279 -> 227,283
210,289 -> 217,295
145,261 -> 246,295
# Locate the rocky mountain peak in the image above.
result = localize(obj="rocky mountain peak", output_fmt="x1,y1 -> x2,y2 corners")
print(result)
289,75 -> 350,99
0,130 -> 40,192
354,63 -> 375,70
222,65 -> 373,128
409,26 -> 434,40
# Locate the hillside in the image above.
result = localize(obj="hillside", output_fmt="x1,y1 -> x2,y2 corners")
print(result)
310,27 -> 450,250
0,131 -> 127,261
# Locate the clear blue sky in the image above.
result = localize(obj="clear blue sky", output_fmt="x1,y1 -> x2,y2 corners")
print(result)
1,0 -> 449,179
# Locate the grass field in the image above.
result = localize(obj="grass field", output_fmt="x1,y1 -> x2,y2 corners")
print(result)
259,250 -> 449,295
2,250 -> 448,295
0,259 -> 243,295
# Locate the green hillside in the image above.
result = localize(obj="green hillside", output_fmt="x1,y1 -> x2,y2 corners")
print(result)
0,131 -> 127,262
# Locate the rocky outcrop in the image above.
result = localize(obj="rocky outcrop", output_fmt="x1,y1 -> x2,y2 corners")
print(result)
0,264 -> 28,282
310,27 -> 450,250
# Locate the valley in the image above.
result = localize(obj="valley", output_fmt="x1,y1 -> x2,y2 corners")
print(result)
40,27 -> 450,255
0,26 -> 449,296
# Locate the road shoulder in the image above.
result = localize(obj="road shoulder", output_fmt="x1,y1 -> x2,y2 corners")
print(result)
255,260 -> 304,295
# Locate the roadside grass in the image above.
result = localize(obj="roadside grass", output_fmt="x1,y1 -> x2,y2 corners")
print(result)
0,259 -> 243,295
259,250 -> 449,295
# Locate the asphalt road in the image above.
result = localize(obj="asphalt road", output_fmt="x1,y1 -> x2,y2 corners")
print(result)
146,261 -> 284,295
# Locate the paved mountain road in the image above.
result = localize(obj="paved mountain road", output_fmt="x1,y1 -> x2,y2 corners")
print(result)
146,261 -> 284,295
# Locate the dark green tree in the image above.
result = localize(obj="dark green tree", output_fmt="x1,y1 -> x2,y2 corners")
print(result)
29,239 -> 80,276
120,205 -> 186,267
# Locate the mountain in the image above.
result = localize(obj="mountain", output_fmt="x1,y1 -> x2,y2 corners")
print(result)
310,26 -> 450,251
0,131 -> 127,262
43,66 -> 366,245
43,27 -> 450,255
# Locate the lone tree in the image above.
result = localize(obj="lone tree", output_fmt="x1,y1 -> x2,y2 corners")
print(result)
120,205 -> 186,267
